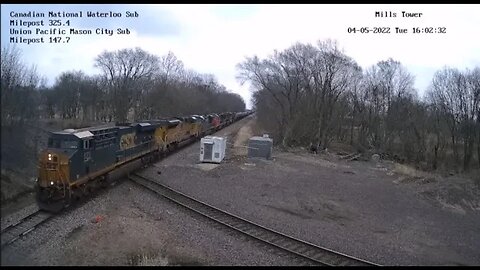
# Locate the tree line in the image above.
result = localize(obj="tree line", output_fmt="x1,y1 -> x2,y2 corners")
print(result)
237,39 -> 479,172
1,45 -> 246,126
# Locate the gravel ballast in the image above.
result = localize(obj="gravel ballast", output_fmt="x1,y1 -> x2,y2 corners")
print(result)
2,115 -> 479,265
139,116 -> 480,266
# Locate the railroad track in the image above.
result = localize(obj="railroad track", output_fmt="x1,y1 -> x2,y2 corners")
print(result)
129,173 -> 380,266
1,210 -> 53,248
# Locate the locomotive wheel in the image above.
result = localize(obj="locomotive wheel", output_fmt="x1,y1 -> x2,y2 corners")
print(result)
70,187 -> 81,201
88,182 -> 98,193
37,200 -> 65,213
35,188 -> 67,213
82,184 -> 91,197
100,180 -> 108,188
100,176 -> 109,188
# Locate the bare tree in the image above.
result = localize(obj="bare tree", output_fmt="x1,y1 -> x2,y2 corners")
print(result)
1,45 -> 42,126
428,67 -> 463,168
310,40 -> 361,149
462,67 -> 480,169
238,40 -> 361,148
361,59 -> 416,153
424,66 -> 480,171
238,39 -> 478,172
467,67 -> 480,167
94,47 -> 160,122
159,51 -> 184,86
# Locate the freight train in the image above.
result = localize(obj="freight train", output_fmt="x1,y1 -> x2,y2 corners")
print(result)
36,110 -> 253,212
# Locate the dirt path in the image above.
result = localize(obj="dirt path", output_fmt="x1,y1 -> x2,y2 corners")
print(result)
231,117 -> 255,157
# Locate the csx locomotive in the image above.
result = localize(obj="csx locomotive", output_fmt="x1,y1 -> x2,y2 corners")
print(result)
36,111 -> 252,212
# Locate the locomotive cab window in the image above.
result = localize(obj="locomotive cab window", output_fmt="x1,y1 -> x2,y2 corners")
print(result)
61,140 -> 78,149
48,138 -> 61,148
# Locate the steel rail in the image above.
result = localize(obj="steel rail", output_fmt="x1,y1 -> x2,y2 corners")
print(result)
129,173 -> 380,266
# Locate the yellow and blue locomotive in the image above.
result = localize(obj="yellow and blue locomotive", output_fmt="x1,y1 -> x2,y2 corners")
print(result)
36,121 -> 162,212
36,111 -> 253,212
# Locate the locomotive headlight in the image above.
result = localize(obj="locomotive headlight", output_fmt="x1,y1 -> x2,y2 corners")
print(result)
50,181 -> 54,185
48,153 -> 52,161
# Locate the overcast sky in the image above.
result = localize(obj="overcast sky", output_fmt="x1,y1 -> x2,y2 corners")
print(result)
2,4 -> 479,109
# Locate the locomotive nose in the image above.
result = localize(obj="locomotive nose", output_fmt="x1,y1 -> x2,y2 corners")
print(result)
37,150 -> 69,188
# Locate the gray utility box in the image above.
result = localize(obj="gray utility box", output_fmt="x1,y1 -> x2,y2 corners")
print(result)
248,136 -> 273,159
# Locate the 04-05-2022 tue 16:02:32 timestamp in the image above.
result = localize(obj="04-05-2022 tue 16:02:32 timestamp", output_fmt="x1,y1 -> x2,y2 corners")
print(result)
347,10 -> 447,35
347,26 -> 447,34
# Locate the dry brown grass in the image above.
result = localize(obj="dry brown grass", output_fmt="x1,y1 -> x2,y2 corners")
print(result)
327,141 -> 357,155
128,249 -> 205,266
127,248 -> 169,266
393,163 -> 433,179
1,168 -> 34,203
135,253 -> 169,266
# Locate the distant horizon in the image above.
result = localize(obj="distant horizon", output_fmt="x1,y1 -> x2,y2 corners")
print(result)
2,4 -> 479,109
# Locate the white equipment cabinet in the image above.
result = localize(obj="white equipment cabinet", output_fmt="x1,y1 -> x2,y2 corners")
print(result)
200,136 -> 226,163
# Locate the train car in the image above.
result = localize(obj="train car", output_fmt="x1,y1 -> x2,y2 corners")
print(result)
207,113 -> 221,131
149,119 -> 171,153
218,112 -> 235,128
234,111 -> 244,121
36,110 -> 252,212
218,113 -> 227,128
162,118 -> 183,147
150,118 -> 197,152
235,110 -> 252,120
183,115 -> 202,138
192,115 -> 210,136
36,122 -> 159,212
